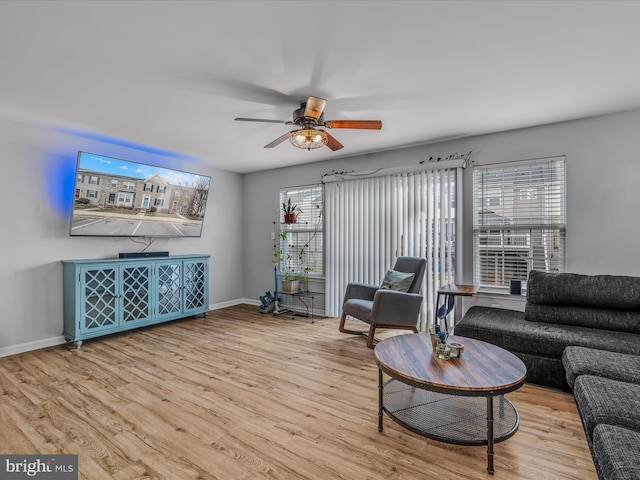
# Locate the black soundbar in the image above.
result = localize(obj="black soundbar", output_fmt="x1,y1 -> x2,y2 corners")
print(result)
119,251 -> 169,259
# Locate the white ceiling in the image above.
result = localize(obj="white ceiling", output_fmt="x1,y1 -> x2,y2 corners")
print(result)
2,1 -> 640,173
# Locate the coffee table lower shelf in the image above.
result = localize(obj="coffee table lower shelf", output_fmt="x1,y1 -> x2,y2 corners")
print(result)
381,379 -> 520,446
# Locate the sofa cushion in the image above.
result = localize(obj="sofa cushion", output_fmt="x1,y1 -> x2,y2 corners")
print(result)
526,270 -> 640,310
525,271 -> 640,332
510,350 -> 566,390
343,299 -> 373,324
563,346 -> 640,390
380,269 -> 414,292
573,375 -> 640,446
456,306 -> 640,389
456,307 -> 640,358
525,304 -> 640,334
592,424 -> 640,480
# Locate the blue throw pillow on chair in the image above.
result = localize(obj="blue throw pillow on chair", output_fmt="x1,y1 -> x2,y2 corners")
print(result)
380,269 -> 415,292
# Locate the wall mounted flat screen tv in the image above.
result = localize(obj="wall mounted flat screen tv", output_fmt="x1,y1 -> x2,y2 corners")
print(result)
70,151 -> 211,237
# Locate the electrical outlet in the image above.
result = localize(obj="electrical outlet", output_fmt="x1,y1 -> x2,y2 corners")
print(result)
490,303 -> 501,308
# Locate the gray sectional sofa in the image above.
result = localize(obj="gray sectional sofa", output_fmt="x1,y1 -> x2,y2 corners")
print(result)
455,270 -> 640,480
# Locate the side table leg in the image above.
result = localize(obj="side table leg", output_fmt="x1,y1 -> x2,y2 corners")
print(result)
378,369 -> 384,432
487,396 -> 494,474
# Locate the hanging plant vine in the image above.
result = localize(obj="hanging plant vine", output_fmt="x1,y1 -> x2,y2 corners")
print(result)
419,150 -> 475,168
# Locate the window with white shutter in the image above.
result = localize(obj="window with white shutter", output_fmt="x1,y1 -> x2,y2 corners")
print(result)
278,184 -> 324,278
473,157 -> 566,290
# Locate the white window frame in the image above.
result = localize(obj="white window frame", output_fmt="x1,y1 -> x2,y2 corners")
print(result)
473,156 -> 566,291
117,192 -> 134,206
278,184 -> 324,279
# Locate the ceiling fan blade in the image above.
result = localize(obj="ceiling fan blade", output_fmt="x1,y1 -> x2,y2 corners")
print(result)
304,96 -> 327,120
180,70 -> 297,105
323,120 -> 382,130
264,131 -> 296,148
323,131 -> 344,151
235,117 -> 289,124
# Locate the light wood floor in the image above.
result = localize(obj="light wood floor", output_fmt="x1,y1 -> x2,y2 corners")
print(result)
0,305 -> 597,480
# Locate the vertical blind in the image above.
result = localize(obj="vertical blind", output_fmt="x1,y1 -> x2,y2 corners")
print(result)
325,169 -> 458,330
473,157 -> 566,289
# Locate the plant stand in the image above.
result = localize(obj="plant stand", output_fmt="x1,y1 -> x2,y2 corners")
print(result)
276,290 -> 325,323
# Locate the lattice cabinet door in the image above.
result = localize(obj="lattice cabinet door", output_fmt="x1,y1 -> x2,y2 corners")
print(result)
155,260 -> 183,321
62,255 -> 210,347
79,266 -> 119,334
121,262 -> 152,325
183,259 -> 208,316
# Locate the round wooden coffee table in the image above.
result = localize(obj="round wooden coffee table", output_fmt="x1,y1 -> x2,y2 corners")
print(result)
374,333 -> 527,474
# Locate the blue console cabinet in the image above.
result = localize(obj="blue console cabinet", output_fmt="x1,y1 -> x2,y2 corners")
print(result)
62,255 -> 209,347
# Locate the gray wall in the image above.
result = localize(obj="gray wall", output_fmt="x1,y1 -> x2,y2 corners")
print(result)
243,109 -> 640,301
0,119 -> 244,354
3,108 -> 639,354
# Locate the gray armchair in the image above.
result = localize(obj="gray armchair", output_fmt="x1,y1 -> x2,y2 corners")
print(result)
338,256 -> 427,348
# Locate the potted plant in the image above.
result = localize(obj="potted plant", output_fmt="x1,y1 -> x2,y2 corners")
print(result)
273,230 -> 299,293
282,198 -> 302,224
281,270 -> 300,293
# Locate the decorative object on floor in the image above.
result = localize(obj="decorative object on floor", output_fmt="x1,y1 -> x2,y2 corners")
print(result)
259,291 -> 276,314
339,256 -> 427,348
235,96 -> 382,151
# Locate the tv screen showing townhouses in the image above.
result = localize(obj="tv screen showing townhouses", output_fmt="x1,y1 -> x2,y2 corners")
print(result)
69,151 -> 211,237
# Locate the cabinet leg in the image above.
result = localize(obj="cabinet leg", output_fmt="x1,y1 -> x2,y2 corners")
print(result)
203,312 -> 208,318
75,340 -> 83,349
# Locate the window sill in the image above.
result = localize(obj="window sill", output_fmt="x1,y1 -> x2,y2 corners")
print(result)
475,288 -> 526,302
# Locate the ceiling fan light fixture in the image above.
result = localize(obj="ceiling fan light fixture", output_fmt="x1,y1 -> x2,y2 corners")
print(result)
289,129 -> 328,150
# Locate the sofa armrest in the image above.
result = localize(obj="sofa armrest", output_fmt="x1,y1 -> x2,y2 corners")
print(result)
343,282 -> 378,304
370,290 -> 423,327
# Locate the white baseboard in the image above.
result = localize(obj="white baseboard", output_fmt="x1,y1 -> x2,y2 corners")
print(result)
209,298 -> 260,310
0,300 -> 260,358
0,335 -> 67,358
240,298 -> 261,306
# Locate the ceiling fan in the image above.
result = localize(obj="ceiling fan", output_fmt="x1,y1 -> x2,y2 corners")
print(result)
234,96 -> 382,151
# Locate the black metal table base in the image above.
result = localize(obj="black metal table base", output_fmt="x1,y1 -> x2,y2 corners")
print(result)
378,376 -> 520,474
